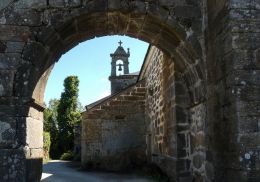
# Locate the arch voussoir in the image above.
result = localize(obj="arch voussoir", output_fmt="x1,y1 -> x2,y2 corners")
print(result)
1,1 -> 255,182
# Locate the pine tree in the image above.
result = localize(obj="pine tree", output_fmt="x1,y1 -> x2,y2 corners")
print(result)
57,76 -> 81,155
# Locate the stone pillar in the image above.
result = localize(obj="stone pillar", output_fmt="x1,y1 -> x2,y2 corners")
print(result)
111,58 -> 117,76
0,98 -> 44,182
227,0 -> 260,180
23,102 -> 44,182
123,60 -> 129,74
205,0 -> 260,181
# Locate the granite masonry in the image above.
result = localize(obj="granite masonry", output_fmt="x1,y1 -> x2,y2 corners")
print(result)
0,0 -> 259,181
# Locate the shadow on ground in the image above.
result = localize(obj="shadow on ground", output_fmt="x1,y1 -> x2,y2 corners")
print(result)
41,160 -> 155,182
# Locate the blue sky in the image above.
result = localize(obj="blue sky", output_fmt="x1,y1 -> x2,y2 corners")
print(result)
44,35 -> 149,107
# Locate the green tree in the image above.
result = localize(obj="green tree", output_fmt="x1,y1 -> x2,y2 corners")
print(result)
43,99 -> 60,158
57,76 -> 81,155
43,132 -> 51,160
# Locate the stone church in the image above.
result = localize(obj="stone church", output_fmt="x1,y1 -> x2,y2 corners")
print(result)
81,42 -> 179,180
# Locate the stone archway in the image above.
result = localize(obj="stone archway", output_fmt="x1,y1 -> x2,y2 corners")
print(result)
0,1 -> 259,182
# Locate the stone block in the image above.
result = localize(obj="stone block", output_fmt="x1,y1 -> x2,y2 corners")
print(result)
192,153 -> 205,169
5,42 -> 24,53
25,117 -> 43,148
22,41 -> 49,67
14,0 -> 46,9
108,0 -> 121,10
174,5 -> 201,18
0,1 -> 12,10
83,0 -> 108,12
0,41 -> 6,52
0,117 -> 16,148
230,8 -> 260,21
30,148 -> 43,158
0,148 -> 26,182
239,134 -> 260,146
233,85 -> 260,101
49,0 -> 81,7
227,70 -> 260,86
159,0 -> 179,6
1,7 -> 42,26
28,106 -> 43,120
239,116 -> 259,133
0,70 -> 14,97
229,0 -> 260,9
25,158 -> 42,182
231,20 -> 260,33
0,53 -> 24,69
223,49 -> 260,70
0,25 -> 32,42
176,106 -> 188,123
232,33 -> 260,50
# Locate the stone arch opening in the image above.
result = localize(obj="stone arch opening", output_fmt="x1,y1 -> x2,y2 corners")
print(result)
1,1 -> 207,182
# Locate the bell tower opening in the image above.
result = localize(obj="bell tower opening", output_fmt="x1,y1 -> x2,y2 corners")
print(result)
109,41 -> 139,94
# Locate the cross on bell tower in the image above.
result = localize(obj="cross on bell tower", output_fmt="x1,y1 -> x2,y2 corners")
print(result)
118,40 -> 123,46
110,40 -> 130,77
109,41 -> 133,94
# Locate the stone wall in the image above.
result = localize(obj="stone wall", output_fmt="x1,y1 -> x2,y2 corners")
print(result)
0,0 -> 259,181
205,0 -> 260,181
81,81 -> 146,171
143,46 -> 178,180
109,74 -> 138,94
73,124 -> 81,160
143,46 -> 208,181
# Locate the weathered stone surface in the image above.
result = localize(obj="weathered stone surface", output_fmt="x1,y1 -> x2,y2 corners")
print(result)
0,148 -> 25,182
0,70 -> 14,97
25,117 -> 43,148
0,0 -> 258,181
0,25 -> 32,42
14,0 -> 47,9
49,0 -> 81,8
82,81 -> 146,171
0,117 -> 16,148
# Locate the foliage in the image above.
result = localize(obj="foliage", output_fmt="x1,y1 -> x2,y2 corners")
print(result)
57,76 -> 82,155
60,151 -> 74,161
43,99 -> 60,159
43,132 -> 51,160
77,100 -> 85,112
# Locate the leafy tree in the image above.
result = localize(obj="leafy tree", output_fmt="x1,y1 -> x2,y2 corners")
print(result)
77,100 -> 85,112
43,99 -> 60,158
57,76 -> 82,155
43,132 -> 51,160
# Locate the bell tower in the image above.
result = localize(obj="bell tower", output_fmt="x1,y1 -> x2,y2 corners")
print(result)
109,41 -> 138,94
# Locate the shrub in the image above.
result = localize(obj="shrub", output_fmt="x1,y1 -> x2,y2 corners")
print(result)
60,151 -> 74,160
43,132 -> 51,160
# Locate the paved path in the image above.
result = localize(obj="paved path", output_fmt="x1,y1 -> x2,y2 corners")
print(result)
41,160 -> 155,182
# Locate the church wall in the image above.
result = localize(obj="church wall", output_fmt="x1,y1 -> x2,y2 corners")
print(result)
81,81 -> 147,171
144,47 -> 178,181
110,75 -> 138,94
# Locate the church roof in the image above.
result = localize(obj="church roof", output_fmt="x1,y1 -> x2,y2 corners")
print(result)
111,40 -> 129,57
113,46 -> 127,55
84,80 -> 144,111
